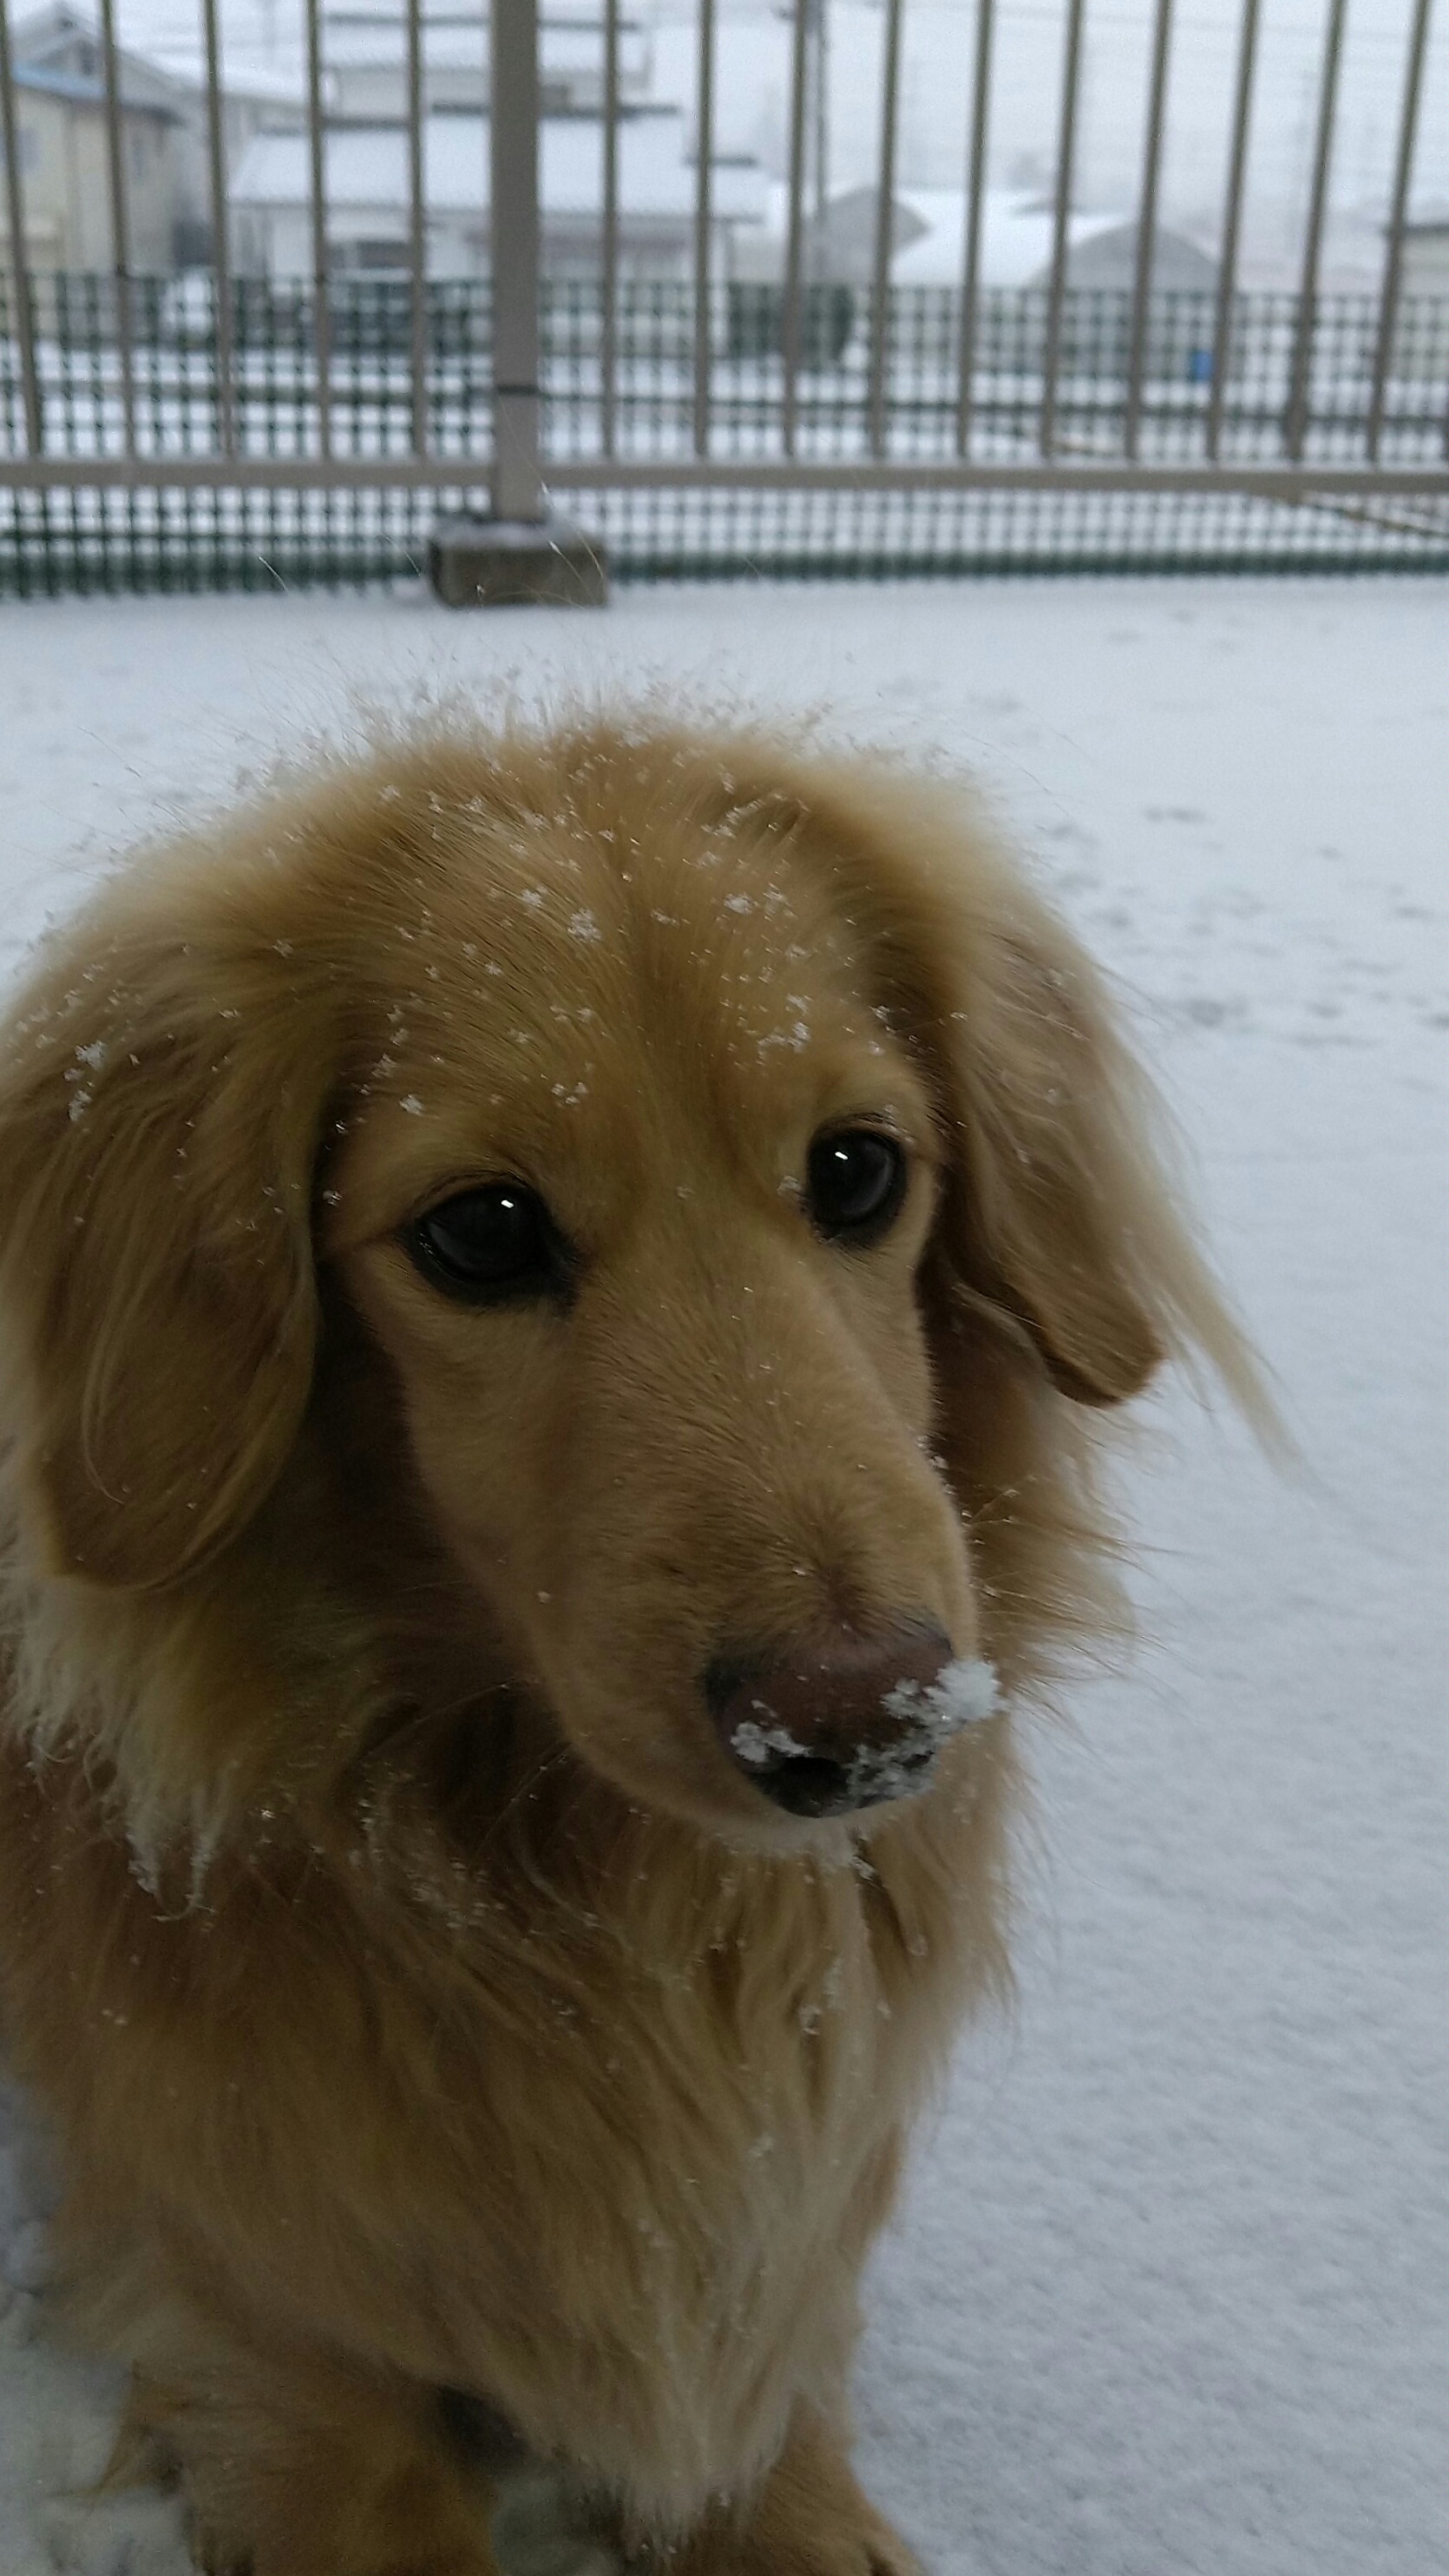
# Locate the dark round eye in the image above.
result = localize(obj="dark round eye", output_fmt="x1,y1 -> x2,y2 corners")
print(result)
806,1129 -> 908,1245
404,1184 -> 563,1304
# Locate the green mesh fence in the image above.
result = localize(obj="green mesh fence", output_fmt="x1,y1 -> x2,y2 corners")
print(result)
2,275 -> 1446,594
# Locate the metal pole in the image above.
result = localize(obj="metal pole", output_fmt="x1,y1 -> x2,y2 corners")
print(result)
781,0 -> 810,457
0,0 -> 43,453
491,0 -> 542,517
1039,0 -> 1086,458
601,0 -> 619,458
405,0 -> 428,457
1123,0 -> 1172,460
200,0 -> 235,459
692,0 -> 715,457
1367,0 -> 1432,463
97,0 -> 136,457
955,0 -> 994,458
867,0 -> 903,459
1205,0 -> 1260,461
304,0 -> 331,458
812,0 -> 827,220
1282,0 -> 1346,461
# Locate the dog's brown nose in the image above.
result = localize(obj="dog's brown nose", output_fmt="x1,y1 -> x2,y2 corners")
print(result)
706,1622 -> 969,1819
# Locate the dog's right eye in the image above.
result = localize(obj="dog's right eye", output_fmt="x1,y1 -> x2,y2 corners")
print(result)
404,1185 -> 564,1305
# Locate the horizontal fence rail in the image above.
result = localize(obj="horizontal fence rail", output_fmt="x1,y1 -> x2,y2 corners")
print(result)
0,0 -> 1446,592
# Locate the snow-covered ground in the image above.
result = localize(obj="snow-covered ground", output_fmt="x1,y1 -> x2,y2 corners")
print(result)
0,577 -> 1444,2576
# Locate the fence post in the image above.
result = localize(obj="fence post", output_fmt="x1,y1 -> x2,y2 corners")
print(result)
490,0 -> 541,521
0,0 -> 43,455
428,0 -> 606,600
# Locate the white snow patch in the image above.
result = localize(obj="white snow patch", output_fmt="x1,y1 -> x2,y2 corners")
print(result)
882,1656 -> 1000,1734
730,1713 -> 809,1767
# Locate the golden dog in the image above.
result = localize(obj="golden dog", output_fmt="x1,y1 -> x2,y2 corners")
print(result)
0,719 -> 1256,2573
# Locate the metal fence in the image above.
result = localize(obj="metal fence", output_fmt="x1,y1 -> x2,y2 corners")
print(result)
1,0 -> 1446,593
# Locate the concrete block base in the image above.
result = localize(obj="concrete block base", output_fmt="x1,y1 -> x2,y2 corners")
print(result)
428,515 -> 608,608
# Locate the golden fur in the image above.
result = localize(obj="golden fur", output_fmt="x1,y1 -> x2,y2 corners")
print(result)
0,719 -> 1258,2574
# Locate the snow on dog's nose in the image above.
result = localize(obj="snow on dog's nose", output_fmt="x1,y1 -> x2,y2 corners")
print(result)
706,1625 -> 999,1819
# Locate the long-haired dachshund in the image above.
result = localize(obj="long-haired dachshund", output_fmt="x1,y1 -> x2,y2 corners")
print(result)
0,719 -> 1256,2573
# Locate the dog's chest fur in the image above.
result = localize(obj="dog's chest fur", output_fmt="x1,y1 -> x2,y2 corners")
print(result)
343,1787 -> 978,2520
1,1718 -> 980,2532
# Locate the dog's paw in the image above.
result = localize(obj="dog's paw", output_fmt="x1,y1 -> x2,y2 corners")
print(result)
653,2438 -> 926,2576
860,2526 -> 927,2576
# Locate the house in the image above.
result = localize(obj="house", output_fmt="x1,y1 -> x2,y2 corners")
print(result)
731,186 -> 1149,292
0,62 -> 178,271
731,187 -> 1220,373
727,186 -> 1220,378
317,1 -> 655,124
228,108 -> 767,282
9,3 -> 302,267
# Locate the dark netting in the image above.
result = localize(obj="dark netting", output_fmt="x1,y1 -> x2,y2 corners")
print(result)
1,275 -> 1446,594
3,478 -> 1444,597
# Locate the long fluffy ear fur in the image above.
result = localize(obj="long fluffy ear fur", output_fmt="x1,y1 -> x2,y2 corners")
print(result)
0,850 -> 346,1591
725,746 -> 1269,1419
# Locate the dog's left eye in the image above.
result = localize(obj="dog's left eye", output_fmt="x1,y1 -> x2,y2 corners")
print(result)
806,1130 -> 908,1245
404,1185 -> 564,1304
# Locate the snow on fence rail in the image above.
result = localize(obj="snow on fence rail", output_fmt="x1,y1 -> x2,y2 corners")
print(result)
0,0 -> 1446,589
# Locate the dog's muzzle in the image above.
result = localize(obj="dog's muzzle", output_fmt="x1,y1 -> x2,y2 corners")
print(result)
705,1623 -> 994,1820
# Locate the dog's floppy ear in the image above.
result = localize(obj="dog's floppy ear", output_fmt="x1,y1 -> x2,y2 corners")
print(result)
927,898 -> 1169,1406
758,752 -> 1262,1416
0,876 -> 343,1590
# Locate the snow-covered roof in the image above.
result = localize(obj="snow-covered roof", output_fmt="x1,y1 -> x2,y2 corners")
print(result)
142,52 -> 307,106
9,59 -> 176,114
231,112 -> 766,225
744,183 -> 1125,291
888,190 -> 1123,289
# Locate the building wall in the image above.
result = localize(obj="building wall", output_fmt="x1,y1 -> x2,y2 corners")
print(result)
236,199 -> 711,284
0,87 -> 62,265
2,84 -> 175,271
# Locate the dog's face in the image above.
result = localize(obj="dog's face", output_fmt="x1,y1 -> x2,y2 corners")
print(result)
2,725 -> 1232,1851
324,792 -> 973,1838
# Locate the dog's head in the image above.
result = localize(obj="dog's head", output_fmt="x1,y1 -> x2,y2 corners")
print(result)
0,723 -> 1257,1848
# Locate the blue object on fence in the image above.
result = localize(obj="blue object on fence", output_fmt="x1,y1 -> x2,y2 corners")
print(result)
1188,346 -> 1215,384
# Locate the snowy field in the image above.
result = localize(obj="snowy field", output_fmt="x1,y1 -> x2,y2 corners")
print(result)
0,576 -> 1444,2576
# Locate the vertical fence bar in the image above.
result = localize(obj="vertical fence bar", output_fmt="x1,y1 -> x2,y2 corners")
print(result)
491,0 -> 541,517
0,0 -> 43,453
955,0 -> 994,457
1204,0 -> 1259,460
97,0 -> 136,456
304,0 -> 331,457
1039,0 -> 1086,458
812,0 -> 828,218
866,0 -> 903,458
200,0 -> 235,457
405,0 -> 427,456
600,0 -> 619,457
780,0 -> 810,457
1123,0 -> 1172,459
1282,0 -> 1346,459
692,0 -> 714,457
1367,0 -> 1431,463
